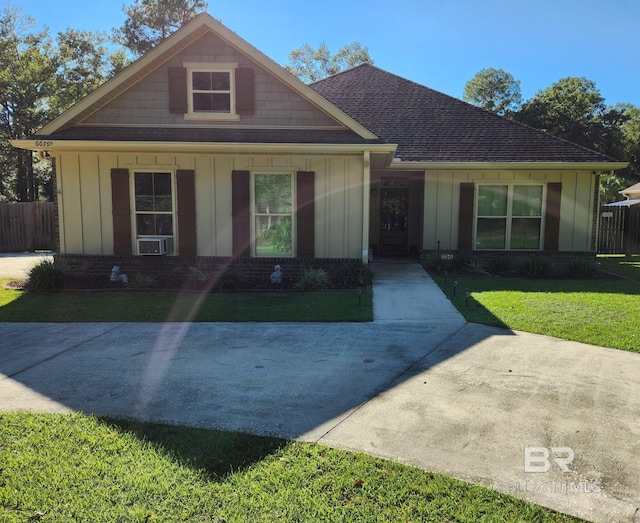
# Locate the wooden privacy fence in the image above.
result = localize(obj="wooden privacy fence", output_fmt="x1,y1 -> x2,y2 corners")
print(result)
598,203 -> 640,255
0,202 -> 55,252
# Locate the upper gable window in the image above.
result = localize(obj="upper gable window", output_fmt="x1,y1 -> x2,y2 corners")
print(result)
184,63 -> 239,120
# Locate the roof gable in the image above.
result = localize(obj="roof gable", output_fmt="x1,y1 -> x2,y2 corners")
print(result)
38,14 -> 376,140
310,64 -> 622,165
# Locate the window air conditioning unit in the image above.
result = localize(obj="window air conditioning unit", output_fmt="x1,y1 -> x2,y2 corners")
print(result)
138,237 -> 168,255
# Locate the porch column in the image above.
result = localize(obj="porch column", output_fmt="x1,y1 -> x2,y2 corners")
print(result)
362,150 -> 371,264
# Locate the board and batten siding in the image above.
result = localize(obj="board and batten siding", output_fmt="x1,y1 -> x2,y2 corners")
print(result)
54,152 -> 364,259
422,169 -> 598,252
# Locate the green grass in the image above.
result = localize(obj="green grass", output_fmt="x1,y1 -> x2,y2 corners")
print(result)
0,412 -> 581,522
0,284 -> 372,322
434,256 -> 640,353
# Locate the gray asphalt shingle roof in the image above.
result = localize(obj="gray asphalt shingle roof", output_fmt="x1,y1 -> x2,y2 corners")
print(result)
310,64 -> 618,164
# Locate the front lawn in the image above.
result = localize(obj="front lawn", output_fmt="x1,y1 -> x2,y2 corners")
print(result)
0,412 -> 580,522
0,283 -> 372,322
433,256 -> 640,353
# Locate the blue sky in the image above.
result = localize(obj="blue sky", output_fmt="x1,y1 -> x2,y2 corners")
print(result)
16,0 -> 640,107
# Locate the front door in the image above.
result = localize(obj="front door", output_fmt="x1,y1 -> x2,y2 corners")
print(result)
379,186 -> 409,254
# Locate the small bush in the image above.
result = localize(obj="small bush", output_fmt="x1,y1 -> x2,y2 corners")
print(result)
485,256 -> 514,276
219,268 -> 247,290
338,261 -> 373,287
563,258 -> 599,279
294,268 -> 329,291
466,258 -> 490,275
130,273 -> 159,289
27,260 -> 69,290
516,256 -> 554,279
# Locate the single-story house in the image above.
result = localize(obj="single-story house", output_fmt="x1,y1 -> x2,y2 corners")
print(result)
11,13 -> 628,278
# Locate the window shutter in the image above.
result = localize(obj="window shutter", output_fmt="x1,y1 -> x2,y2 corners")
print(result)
168,67 -> 187,114
235,67 -> 254,115
458,182 -> 475,250
296,171 -> 315,257
111,168 -> 132,255
176,170 -> 196,256
232,170 -> 251,257
544,182 -> 562,251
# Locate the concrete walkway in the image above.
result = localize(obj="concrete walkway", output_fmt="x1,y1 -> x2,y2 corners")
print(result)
0,258 -> 639,522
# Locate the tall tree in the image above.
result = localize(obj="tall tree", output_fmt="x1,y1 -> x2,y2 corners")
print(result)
116,0 -> 208,57
286,42 -> 373,83
0,8 -> 125,201
0,7 -> 56,201
514,77 -> 608,150
463,68 -> 522,116
51,29 -> 125,115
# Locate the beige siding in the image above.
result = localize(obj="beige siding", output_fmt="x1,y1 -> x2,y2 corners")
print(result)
83,32 -> 339,128
422,169 -> 597,252
55,151 -> 364,259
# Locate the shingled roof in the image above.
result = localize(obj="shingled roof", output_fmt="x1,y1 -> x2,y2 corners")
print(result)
310,64 -> 619,164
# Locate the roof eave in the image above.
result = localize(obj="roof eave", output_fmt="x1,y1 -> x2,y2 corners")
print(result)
388,159 -> 629,171
10,138 -> 396,156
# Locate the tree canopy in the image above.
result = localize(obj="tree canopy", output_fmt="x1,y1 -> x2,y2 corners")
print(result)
0,6 -> 123,201
464,69 -> 640,198
116,0 -> 208,57
285,42 -> 373,83
463,67 -> 522,116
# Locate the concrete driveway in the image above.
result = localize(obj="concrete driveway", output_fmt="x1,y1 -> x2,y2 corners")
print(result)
1,261 -> 639,522
0,252 -> 53,278
1,320 -> 639,522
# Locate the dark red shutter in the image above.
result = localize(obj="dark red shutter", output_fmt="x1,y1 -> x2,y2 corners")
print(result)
235,68 -> 254,115
458,182 -> 475,250
168,67 -> 187,114
111,168 -> 132,255
296,171 -> 315,257
232,170 -> 251,257
176,169 -> 196,256
544,182 -> 562,251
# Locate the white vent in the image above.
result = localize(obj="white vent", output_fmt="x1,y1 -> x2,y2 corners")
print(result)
138,237 -> 168,255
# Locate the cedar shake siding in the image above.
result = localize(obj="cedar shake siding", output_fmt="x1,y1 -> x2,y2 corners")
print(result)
84,32 -> 337,128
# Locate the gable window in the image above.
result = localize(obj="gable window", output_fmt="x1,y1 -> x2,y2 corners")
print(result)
134,172 -> 175,254
476,184 -> 543,250
184,63 -> 238,120
253,174 -> 293,257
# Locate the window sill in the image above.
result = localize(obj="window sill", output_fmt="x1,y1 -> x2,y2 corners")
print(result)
184,112 -> 240,121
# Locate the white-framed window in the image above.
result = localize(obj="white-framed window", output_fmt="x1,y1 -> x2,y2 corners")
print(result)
252,173 -> 294,257
475,184 -> 544,250
184,62 -> 238,120
133,171 -> 175,254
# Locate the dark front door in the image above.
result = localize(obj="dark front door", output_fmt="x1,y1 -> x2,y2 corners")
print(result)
379,187 -> 409,254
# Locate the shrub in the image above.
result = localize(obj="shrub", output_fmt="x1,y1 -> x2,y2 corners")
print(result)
338,261 -> 373,287
130,273 -> 159,289
27,260 -> 69,290
485,256 -> 514,276
563,258 -> 599,279
219,268 -> 247,290
294,268 -> 329,291
515,256 -> 554,279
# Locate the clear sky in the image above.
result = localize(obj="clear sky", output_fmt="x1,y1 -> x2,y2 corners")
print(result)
15,0 -> 640,107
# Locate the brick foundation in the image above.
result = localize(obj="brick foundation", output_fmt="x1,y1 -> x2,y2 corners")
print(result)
54,254 -> 359,285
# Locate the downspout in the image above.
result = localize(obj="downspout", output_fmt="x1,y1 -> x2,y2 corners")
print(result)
362,150 -> 371,264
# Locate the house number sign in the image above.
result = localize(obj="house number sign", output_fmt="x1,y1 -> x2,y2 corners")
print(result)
35,140 -> 52,147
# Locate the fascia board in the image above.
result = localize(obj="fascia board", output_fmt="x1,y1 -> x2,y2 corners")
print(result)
10,138 -> 396,156
388,160 -> 630,171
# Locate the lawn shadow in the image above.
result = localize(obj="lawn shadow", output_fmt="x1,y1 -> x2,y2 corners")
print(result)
100,416 -> 287,481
